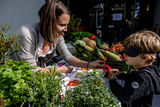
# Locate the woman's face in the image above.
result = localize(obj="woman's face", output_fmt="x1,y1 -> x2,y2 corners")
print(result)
56,13 -> 70,37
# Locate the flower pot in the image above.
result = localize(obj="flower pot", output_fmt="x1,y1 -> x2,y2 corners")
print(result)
0,98 -> 4,107
21,101 -> 32,107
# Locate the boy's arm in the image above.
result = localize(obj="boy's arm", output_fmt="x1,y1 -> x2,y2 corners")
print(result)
109,73 -> 149,103
116,72 -> 128,81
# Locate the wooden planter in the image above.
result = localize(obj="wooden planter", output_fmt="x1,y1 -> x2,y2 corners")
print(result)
0,98 -> 4,107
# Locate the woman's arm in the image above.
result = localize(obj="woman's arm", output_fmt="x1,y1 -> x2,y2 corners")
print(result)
68,56 -> 88,68
57,37 -> 105,69
68,56 -> 105,69
40,66 -> 73,73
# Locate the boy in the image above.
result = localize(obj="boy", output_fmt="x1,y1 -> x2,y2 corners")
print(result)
108,30 -> 160,107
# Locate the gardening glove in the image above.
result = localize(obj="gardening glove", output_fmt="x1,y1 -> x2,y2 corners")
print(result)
88,60 -> 105,69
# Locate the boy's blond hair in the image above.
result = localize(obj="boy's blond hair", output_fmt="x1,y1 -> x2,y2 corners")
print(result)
123,30 -> 160,64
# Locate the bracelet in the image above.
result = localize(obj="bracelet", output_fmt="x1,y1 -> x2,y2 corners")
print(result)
87,62 -> 90,70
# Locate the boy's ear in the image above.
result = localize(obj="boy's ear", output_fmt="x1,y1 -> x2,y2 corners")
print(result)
144,55 -> 150,60
144,55 -> 152,63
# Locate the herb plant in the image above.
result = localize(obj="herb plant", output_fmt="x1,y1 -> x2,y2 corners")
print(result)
30,70 -> 62,107
61,76 -> 119,107
0,60 -> 35,106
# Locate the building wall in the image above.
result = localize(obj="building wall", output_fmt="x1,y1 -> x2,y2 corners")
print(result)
0,0 -> 44,33
0,0 -> 159,33
153,0 -> 160,25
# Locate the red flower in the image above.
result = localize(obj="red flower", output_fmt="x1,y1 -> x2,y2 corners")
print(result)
81,26 -> 84,28
79,28 -> 82,30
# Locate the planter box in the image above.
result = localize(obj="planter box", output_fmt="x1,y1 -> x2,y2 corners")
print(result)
0,98 -> 4,107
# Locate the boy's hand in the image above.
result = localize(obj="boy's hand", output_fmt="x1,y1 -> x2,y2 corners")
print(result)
108,72 -> 114,80
111,69 -> 119,75
108,69 -> 119,80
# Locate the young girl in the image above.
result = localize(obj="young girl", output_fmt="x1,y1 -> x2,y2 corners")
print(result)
108,30 -> 160,107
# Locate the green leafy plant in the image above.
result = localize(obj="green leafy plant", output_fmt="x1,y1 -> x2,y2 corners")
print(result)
0,23 -> 20,64
0,60 -> 63,107
0,59 -> 35,107
67,14 -> 82,33
67,31 -> 93,43
65,14 -> 93,43
60,76 -> 119,107
29,68 -> 62,107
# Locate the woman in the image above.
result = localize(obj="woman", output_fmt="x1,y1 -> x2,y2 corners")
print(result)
11,0 -> 105,73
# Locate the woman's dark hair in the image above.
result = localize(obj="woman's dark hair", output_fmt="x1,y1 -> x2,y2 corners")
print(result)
38,0 -> 70,43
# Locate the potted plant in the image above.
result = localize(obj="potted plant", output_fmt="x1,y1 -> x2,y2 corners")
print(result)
29,69 -> 62,107
0,23 -> 21,107
0,23 -> 20,65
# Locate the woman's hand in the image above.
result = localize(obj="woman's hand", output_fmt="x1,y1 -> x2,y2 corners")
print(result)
89,60 -> 105,69
40,67 -> 49,73
56,66 -> 73,74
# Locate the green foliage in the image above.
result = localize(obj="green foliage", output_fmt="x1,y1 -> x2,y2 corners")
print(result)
30,70 -> 62,107
60,76 -> 119,107
67,14 -> 82,33
65,30 -> 93,43
0,60 -> 63,106
65,14 -> 93,43
0,60 -> 35,106
89,69 -> 105,77
0,23 -> 20,64
105,60 -> 130,71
